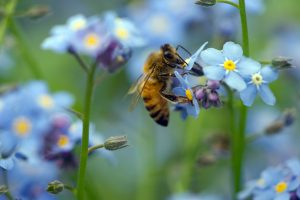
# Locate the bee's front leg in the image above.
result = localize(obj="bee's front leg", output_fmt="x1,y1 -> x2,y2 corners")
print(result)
160,89 -> 190,104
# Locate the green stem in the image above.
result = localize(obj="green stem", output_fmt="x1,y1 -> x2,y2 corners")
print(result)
230,0 -> 250,199
217,0 -> 240,9
76,63 -> 97,200
9,19 -> 42,79
2,170 -> 13,200
87,144 -> 104,154
0,0 -> 17,44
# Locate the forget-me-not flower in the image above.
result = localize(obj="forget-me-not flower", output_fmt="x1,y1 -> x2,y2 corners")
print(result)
239,65 -> 278,106
173,71 -> 200,117
201,41 -> 259,91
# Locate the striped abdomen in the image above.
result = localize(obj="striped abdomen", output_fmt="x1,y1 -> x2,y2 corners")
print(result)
140,79 -> 169,127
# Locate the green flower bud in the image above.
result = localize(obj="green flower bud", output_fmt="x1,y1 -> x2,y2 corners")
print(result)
25,5 -> 50,19
104,135 -> 128,151
195,0 -> 216,6
272,57 -> 293,69
46,180 -> 64,194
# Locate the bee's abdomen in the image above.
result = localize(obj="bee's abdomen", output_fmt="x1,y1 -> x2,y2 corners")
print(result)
141,82 -> 169,127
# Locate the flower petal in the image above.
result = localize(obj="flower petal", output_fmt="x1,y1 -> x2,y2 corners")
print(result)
240,84 -> 257,106
174,71 -> 189,89
274,193 -> 290,200
238,58 -> 261,78
261,66 -> 279,83
200,48 -> 224,66
259,84 -> 276,105
224,72 -> 247,91
223,41 -> 243,61
172,87 -> 186,96
203,66 -> 225,80
186,100 -> 199,117
186,42 -> 208,70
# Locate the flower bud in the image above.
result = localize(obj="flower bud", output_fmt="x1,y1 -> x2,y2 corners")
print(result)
195,0 -> 216,6
207,80 -> 220,90
282,109 -> 296,126
208,92 -> 219,102
46,180 -> 64,194
272,57 -> 293,69
265,121 -> 284,135
25,5 -> 50,19
104,135 -> 128,151
195,88 -> 206,100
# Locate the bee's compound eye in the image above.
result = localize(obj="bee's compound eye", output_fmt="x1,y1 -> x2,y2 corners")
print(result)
164,52 -> 174,60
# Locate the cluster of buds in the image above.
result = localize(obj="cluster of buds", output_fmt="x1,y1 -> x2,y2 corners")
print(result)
195,80 -> 222,109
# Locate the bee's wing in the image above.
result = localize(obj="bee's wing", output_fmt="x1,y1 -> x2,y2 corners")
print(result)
128,65 -> 157,111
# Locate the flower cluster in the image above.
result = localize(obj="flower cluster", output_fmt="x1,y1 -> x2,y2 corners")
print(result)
171,41 -> 279,119
0,81 -> 113,199
42,13 -> 145,72
239,158 -> 300,200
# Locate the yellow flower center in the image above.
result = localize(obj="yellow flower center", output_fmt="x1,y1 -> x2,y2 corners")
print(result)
84,33 -> 101,49
251,73 -> 263,86
185,89 -> 193,101
57,135 -> 70,148
149,15 -> 169,34
275,181 -> 288,193
13,117 -> 32,137
115,27 -> 129,40
223,60 -> 236,71
70,19 -> 86,31
38,94 -> 54,109
183,58 -> 191,68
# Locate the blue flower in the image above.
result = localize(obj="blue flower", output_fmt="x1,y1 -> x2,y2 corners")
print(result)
239,66 -> 278,106
103,12 -> 146,48
201,41 -> 259,91
239,159 -> 300,200
185,42 -> 208,71
173,71 -> 200,117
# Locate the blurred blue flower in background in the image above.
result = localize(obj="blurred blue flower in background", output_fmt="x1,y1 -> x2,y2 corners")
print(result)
240,66 -> 278,106
239,158 -> 300,200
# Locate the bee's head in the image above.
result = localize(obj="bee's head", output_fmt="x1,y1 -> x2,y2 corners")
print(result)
161,44 -> 184,68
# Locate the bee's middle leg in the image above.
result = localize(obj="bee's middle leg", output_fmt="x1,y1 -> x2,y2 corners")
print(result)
160,88 -> 190,104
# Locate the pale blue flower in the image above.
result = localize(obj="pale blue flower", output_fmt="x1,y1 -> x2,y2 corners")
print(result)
104,12 -> 146,48
173,71 -> 200,117
201,42 -> 257,91
239,159 -> 300,200
240,66 -> 278,106
185,42 -> 208,71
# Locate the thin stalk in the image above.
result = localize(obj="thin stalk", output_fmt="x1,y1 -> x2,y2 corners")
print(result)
76,63 -> 97,200
217,0 -> 239,9
70,52 -> 89,73
9,19 -> 42,79
0,0 -> 17,44
2,170 -> 13,200
230,0 -> 250,199
88,144 -> 104,154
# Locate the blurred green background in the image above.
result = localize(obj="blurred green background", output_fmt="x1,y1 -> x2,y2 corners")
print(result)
1,0 -> 300,199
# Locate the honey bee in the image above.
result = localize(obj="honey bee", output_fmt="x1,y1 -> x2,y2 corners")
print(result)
129,44 -> 201,126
